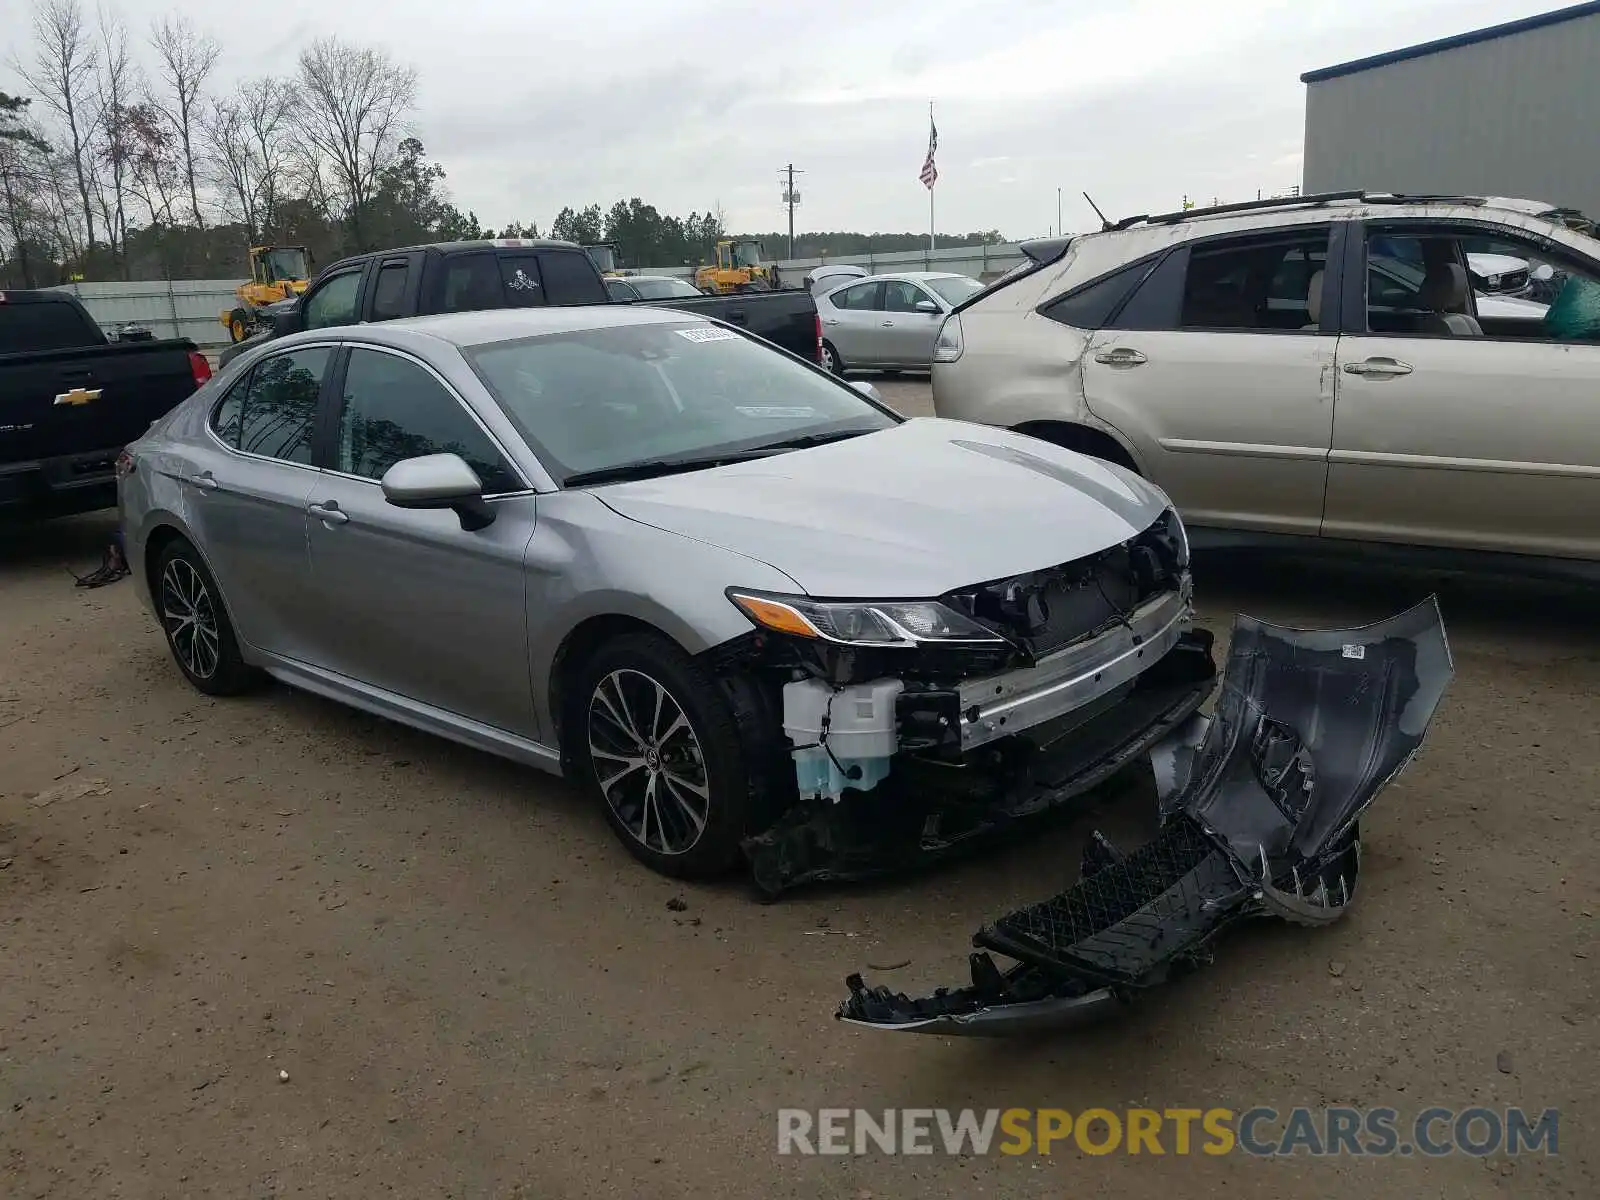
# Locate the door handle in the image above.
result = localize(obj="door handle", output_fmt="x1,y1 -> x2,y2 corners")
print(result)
880,320 -> 895,327
307,501 -> 349,525
1343,357 -> 1413,377
186,471 -> 218,492
1093,347 -> 1147,366
822,318 -> 841,326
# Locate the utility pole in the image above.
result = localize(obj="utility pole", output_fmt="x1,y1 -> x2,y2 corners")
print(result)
779,164 -> 805,259
1057,187 -> 1062,237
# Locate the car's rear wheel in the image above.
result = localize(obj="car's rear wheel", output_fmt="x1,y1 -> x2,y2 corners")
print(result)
571,632 -> 754,879
153,538 -> 257,696
820,340 -> 844,375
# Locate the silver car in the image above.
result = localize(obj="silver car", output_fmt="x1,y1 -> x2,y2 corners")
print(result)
818,271 -> 983,374
117,305 -> 1209,892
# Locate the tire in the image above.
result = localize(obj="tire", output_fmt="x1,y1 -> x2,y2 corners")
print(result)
228,311 -> 249,343
153,538 -> 258,696
820,340 -> 844,375
569,631 -> 756,879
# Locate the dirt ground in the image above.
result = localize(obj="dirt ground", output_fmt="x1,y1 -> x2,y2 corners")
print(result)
1,378 -> 1595,1198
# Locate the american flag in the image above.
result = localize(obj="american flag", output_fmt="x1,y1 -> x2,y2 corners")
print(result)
919,113 -> 938,190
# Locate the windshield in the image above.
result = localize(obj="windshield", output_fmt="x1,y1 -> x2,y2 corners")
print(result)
630,277 -> 703,299
466,322 -> 898,484
263,248 -> 309,280
731,242 -> 762,267
924,275 -> 982,305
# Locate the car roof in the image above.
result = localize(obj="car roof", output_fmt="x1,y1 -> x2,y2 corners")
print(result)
279,304 -> 707,354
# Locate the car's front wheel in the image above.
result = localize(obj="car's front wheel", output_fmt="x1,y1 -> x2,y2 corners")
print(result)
153,538 -> 258,696
571,632 -> 755,879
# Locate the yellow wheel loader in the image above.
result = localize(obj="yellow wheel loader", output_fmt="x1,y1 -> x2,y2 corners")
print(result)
220,246 -> 313,343
694,239 -> 774,293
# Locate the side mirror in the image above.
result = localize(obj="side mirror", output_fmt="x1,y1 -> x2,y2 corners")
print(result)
851,380 -> 882,403
1532,264 -> 1555,282
914,299 -> 940,314
380,453 -> 495,531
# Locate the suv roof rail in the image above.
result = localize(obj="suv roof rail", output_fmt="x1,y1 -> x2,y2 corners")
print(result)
1114,190 -> 1491,230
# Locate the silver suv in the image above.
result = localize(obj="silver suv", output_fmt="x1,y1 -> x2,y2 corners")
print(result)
933,192 -> 1600,569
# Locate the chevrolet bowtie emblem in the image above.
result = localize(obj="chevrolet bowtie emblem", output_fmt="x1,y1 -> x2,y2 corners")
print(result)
53,387 -> 102,407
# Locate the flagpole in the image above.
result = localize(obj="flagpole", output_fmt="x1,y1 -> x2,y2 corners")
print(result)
928,100 -> 936,258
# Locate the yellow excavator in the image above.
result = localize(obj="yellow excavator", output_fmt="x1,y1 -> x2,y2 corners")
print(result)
220,246 -> 313,343
694,239 -> 774,293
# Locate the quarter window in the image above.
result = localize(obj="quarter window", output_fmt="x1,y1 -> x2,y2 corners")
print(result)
304,271 -> 363,330
234,347 -> 331,463
335,348 -> 522,493
1041,261 -> 1155,330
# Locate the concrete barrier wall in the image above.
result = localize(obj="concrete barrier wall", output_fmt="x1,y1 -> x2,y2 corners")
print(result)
46,279 -> 240,349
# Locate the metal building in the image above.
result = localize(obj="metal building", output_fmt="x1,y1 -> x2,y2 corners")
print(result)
1302,2 -> 1600,213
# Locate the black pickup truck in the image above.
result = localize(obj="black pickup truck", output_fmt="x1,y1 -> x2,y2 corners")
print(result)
218,237 -> 821,369
0,290 -> 211,517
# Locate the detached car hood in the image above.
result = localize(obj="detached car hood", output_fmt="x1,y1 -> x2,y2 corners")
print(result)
595,418 -> 1170,597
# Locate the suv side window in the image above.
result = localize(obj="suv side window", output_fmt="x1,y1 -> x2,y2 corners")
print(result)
1178,230 -> 1330,330
831,282 -> 882,311
304,270 -> 364,330
335,347 -> 522,493
439,253 -> 507,312
370,261 -> 410,322
538,250 -> 610,304
234,347 -> 332,463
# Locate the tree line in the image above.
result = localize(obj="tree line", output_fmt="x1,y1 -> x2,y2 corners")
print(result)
0,0 -> 1007,289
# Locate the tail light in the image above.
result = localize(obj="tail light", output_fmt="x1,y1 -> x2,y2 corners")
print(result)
114,449 -> 136,480
814,313 -> 823,364
188,350 -> 213,387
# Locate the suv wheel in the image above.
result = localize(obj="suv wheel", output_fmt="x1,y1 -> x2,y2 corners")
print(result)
571,632 -> 754,879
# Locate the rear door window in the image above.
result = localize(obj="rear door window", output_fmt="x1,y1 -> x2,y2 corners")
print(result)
830,282 -> 883,311
1176,228 -> 1331,330
537,251 -> 610,304
233,346 -> 332,463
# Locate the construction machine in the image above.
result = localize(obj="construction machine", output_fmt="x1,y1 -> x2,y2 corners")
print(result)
219,246 -> 313,343
694,239 -> 774,293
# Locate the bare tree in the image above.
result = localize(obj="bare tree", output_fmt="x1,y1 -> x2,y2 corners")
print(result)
16,0 -> 100,255
239,77 -> 293,236
293,37 -> 416,249
92,4 -> 136,274
201,96 -> 256,237
149,12 -> 220,229
0,92 -> 56,286
123,101 -> 179,229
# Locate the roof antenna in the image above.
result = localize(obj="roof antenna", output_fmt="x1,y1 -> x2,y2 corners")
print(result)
1082,191 -> 1113,232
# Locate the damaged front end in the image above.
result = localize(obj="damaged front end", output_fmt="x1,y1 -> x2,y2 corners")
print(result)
717,508 -> 1220,897
836,598 -> 1453,1035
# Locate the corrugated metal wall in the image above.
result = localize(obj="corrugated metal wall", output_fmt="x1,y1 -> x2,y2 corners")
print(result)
46,279 -> 240,350
1303,12 -> 1600,213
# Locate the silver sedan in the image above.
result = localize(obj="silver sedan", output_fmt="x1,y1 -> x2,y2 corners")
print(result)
818,271 -> 983,374
117,304 -> 1201,889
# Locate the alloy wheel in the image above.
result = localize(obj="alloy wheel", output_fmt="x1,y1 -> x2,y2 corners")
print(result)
160,558 -> 221,680
587,668 -> 711,855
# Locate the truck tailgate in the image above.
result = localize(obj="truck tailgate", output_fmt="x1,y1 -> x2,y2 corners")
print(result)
0,342 -> 201,463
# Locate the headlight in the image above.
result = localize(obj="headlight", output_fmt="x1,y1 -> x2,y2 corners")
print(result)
1165,505 -> 1190,568
1487,273 -> 1501,287
932,314 -> 964,363
728,589 -> 1006,646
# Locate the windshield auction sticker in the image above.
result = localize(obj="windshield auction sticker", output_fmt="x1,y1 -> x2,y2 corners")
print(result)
674,327 -> 743,343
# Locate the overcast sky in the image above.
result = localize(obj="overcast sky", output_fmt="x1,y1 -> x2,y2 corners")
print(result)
0,0 -> 1568,237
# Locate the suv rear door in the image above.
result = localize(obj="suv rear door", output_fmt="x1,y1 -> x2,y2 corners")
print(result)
1325,219 -> 1600,559
1078,224 -> 1340,533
